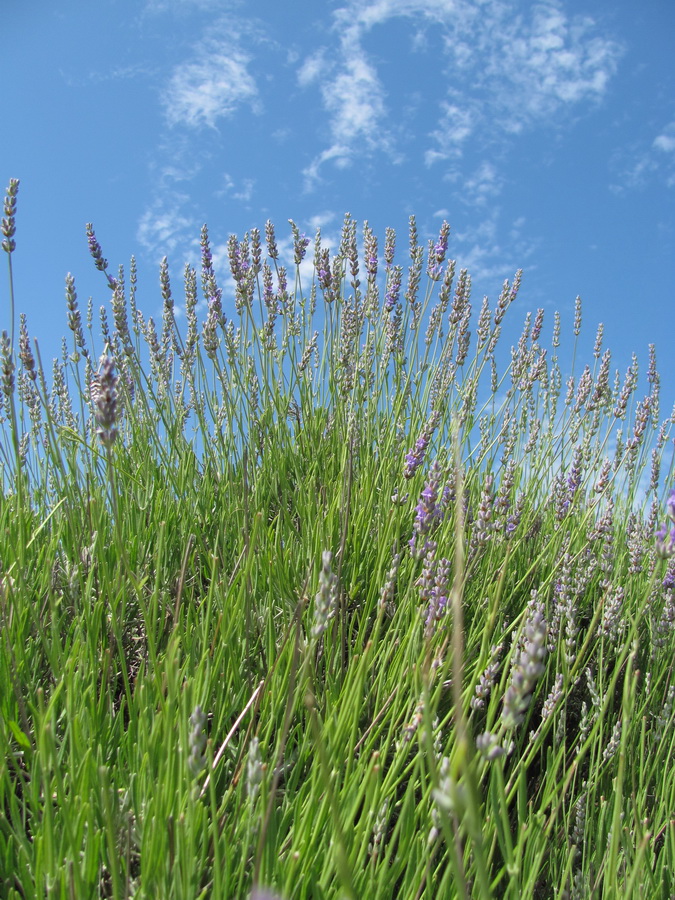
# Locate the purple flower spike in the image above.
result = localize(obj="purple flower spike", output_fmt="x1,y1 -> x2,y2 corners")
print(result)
86,223 -> 108,272
666,488 -> 675,524
404,435 -> 429,479
424,556 -> 451,638
655,489 -> 675,558
656,523 -> 675,559
289,219 -> 310,265
410,460 -> 444,558
385,265 -> 402,311
427,222 -> 450,280
404,411 -> 441,479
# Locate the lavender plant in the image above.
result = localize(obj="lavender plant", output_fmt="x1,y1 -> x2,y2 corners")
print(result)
0,177 -> 674,899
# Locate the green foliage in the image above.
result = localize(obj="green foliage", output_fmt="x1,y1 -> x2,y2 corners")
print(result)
0,187 -> 674,898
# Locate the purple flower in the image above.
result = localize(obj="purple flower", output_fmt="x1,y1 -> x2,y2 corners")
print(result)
92,355 -> 118,448
502,607 -> 547,730
567,447 -> 583,499
276,266 -> 288,308
424,556 -> 450,637
434,222 -> 450,262
655,489 -> 675,558
364,223 -> 378,279
656,523 -> 675,559
471,474 -> 494,548
384,265 -> 402,311
262,262 -> 276,311
404,412 -> 440,479
228,234 -> 251,285
404,436 -> 429,480
1,178 -> 19,253
201,225 -> 223,314
289,219 -> 310,265
86,223 -> 108,272
317,247 -> 334,301
265,219 -> 279,260
410,460 -> 444,558
427,222 -> 450,280
667,488 -> 675,524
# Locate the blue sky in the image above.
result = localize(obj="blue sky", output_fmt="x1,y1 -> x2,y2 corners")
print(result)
3,0 -> 674,377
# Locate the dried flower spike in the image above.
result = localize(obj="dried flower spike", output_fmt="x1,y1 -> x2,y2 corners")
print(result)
188,706 -> 208,777
312,550 -> 338,639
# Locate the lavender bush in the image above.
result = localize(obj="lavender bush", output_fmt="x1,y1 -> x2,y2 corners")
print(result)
0,178 -> 674,899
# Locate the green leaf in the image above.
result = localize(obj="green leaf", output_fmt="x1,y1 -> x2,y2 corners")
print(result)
8,720 -> 30,749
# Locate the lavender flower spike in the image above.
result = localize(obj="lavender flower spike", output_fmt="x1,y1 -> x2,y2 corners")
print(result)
2,178 -> 19,253
667,488 -> 675,523
188,706 -> 208,777
92,355 -> 118,448
312,550 -> 338,639
404,410 -> 441,479
655,523 -> 675,559
655,488 -> 675,558
502,608 -> 547,730
410,460 -> 444,558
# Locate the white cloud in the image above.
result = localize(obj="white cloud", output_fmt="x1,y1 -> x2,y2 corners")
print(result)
490,7 -> 621,121
137,196 -> 195,261
328,56 -> 387,147
462,162 -> 503,207
451,209 -> 539,288
301,48 -> 393,188
299,0 -> 621,187
429,1 -> 621,155
216,174 -> 255,203
302,146 -> 353,191
164,43 -> 259,129
653,123 -> 675,154
297,51 -> 327,87
144,0 -> 227,13
611,121 -> 675,192
425,102 -> 476,164
307,211 -> 338,231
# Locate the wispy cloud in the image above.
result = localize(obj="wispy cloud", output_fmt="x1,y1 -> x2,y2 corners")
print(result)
430,1 -> 622,149
139,13 -> 266,267
450,209 -> 540,289
611,121 -> 675,192
215,174 -> 256,204
425,102 -> 476,165
653,122 -> 675,188
297,50 -> 327,88
137,195 -> 195,260
298,0 -> 621,184
299,42 -> 394,189
654,123 -> 675,155
144,0 -> 230,13
460,162 -> 504,207
163,41 -> 260,129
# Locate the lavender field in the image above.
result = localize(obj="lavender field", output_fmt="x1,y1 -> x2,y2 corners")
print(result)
1,177 -> 674,898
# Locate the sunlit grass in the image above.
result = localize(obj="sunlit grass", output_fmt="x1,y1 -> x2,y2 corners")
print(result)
1,178 -> 674,899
